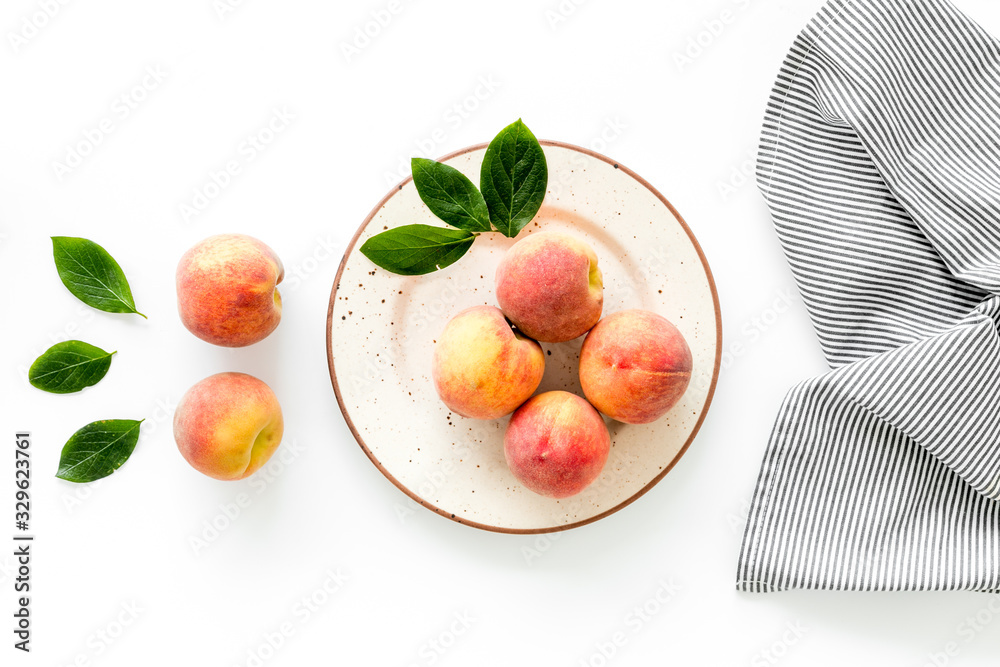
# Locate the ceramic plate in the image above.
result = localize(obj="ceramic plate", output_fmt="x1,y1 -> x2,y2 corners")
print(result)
327,141 -> 721,534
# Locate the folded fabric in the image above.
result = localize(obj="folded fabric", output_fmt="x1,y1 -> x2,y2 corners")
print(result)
738,0 -> 1000,592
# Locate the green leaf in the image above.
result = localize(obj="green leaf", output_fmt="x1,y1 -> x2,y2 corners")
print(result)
56,419 -> 144,483
28,340 -> 116,394
360,224 -> 476,276
411,158 -> 492,233
51,237 -> 146,318
480,119 -> 548,238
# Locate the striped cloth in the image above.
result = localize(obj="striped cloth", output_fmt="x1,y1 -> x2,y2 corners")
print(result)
738,0 -> 1000,592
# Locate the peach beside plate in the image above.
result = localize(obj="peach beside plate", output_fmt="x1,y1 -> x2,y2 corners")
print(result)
327,141 -> 721,534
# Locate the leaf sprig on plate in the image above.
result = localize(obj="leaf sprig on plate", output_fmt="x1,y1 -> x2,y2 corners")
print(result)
360,119 -> 549,275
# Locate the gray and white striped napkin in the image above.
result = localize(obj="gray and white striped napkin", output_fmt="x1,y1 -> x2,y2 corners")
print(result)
738,0 -> 1000,592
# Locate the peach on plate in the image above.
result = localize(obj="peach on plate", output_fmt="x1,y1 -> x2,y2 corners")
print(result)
173,372 -> 284,481
495,231 -> 603,343
504,391 -> 611,499
579,309 -> 692,425
177,234 -> 283,347
433,305 -> 545,420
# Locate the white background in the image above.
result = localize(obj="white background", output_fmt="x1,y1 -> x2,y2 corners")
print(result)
4,0 -> 1000,665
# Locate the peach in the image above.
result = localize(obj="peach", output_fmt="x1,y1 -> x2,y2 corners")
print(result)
504,391 -> 611,498
579,310 -> 692,424
173,372 -> 284,481
177,234 -> 283,347
433,305 -> 545,420
495,231 -> 603,343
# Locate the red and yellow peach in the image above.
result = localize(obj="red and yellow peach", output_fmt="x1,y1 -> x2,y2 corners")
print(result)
432,305 -> 545,420
579,309 -> 692,424
504,391 -> 611,498
177,234 -> 283,347
173,372 -> 284,481
495,231 -> 603,343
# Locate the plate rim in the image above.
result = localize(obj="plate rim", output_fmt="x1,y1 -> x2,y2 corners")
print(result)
326,140 -> 723,535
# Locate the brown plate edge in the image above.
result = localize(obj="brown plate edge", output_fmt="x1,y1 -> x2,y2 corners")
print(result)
325,140 -> 723,535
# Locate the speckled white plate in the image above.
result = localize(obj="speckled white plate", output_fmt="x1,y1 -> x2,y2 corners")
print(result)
327,141 -> 721,534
